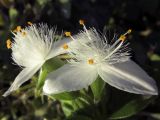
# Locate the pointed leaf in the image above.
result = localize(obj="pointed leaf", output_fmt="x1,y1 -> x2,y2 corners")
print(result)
50,91 -> 80,100
109,96 -> 156,119
43,57 -> 65,73
90,76 -> 106,102
36,57 -> 64,91
60,93 -> 93,117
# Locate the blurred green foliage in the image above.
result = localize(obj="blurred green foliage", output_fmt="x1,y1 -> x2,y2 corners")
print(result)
1,0 -> 160,120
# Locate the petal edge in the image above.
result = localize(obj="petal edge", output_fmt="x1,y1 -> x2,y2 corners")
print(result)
98,61 -> 158,95
3,64 -> 42,97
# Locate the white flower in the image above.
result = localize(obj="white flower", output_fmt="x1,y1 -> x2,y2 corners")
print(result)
3,23 -> 71,97
43,26 -> 158,95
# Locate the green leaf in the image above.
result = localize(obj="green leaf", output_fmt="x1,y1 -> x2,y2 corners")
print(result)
58,92 -> 94,117
36,57 -> 65,93
90,76 -> 106,103
61,97 -> 91,117
61,100 -> 77,117
9,8 -> 18,24
0,14 -> 4,26
50,91 -> 80,101
42,57 -> 65,73
109,96 -> 155,119
148,53 -> 160,61
36,68 -> 48,91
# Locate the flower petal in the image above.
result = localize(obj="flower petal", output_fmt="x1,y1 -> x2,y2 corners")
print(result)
3,64 -> 42,97
47,31 -> 97,60
47,38 -> 71,59
98,60 -> 158,95
43,64 -> 98,94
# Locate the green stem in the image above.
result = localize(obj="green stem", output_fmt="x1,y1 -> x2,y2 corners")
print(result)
35,68 -> 48,97
36,68 -> 47,90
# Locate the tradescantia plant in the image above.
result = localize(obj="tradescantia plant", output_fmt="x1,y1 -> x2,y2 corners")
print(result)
3,20 -> 158,119
3,23 -> 74,97
43,21 -> 157,95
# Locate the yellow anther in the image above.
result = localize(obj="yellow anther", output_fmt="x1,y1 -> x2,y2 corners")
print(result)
119,29 -> 132,42
22,31 -> 26,36
127,29 -> 132,34
12,26 -> 23,33
65,32 -> 71,37
119,35 -> 126,41
88,59 -> 94,65
79,19 -> 85,25
16,26 -> 22,32
6,39 -> 12,49
27,21 -> 33,26
62,43 -> 69,50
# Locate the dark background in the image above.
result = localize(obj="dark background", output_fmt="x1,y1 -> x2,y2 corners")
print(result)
0,0 -> 160,119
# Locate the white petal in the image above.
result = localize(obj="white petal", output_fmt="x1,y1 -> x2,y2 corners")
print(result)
3,64 -> 42,97
47,38 -> 71,59
43,64 -> 98,94
47,34 -> 94,60
98,60 -> 158,95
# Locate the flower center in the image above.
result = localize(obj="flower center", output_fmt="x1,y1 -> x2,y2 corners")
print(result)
88,59 -> 94,65
62,43 -> 69,50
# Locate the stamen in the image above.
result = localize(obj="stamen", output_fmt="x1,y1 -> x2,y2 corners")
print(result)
64,32 -> 71,37
27,21 -> 33,26
64,31 -> 76,41
22,31 -> 26,36
119,35 -> 126,41
6,39 -> 12,49
119,29 -> 132,42
12,26 -> 24,33
88,59 -> 94,65
127,29 -> 132,34
16,26 -> 22,32
79,19 -> 85,25
123,29 -> 132,36
79,19 -> 92,40
62,43 -> 69,50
